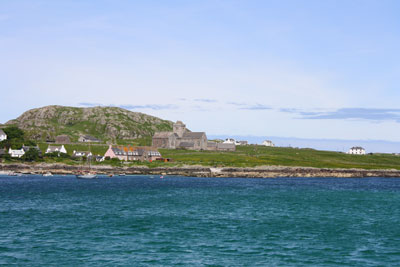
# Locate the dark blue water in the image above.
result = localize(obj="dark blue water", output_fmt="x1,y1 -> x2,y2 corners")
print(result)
1,175 -> 400,266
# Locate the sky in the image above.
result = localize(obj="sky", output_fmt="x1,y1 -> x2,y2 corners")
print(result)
1,0 -> 400,151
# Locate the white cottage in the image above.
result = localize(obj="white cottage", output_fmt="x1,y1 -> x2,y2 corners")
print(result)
262,140 -> 275,147
348,147 -> 366,155
0,129 -> 7,141
46,145 -> 67,154
72,150 -> 92,158
8,148 -> 25,158
223,138 -> 240,145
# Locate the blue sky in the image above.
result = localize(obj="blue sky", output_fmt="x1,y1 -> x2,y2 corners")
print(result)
1,0 -> 400,148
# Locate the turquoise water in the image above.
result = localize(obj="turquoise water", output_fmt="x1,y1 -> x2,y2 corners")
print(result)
1,175 -> 400,266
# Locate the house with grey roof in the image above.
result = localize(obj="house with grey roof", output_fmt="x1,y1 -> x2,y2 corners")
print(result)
46,145 -> 67,154
223,138 -> 240,145
135,147 -> 162,161
78,135 -> 101,143
104,145 -> 161,161
8,148 -> 25,158
56,135 -> 71,144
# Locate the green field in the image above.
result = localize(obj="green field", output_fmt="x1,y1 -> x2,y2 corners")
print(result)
159,146 -> 400,170
34,143 -> 400,170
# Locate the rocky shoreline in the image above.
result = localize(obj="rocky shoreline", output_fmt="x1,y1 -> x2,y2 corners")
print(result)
1,163 -> 400,178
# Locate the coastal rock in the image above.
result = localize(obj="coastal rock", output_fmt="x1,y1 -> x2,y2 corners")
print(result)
2,163 -> 400,178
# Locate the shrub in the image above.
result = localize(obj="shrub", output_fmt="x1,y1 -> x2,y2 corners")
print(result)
22,149 -> 39,162
3,126 -> 24,140
45,152 -> 70,159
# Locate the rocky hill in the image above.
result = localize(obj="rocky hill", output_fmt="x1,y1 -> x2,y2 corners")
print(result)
5,105 -> 173,142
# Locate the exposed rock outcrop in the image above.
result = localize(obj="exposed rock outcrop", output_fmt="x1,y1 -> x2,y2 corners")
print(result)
6,105 -> 173,142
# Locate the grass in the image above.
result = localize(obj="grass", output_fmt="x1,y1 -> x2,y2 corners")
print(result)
116,137 -> 152,146
32,143 -> 400,170
159,146 -> 400,170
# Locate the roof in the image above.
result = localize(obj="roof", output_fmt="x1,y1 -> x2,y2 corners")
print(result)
350,147 -> 365,150
47,145 -> 64,152
9,148 -> 24,152
153,132 -> 177,138
56,135 -> 70,142
135,147 -> 161,156
81,135 -> 100,141
182,132 -> 206,139
109,146 -> 160,156
135,149 -> 147,156
22,145 -> 40,152
111,147 -> 124,154
48,145 -> 63,148
134,146 -> 160,153
0,129 -> 5,136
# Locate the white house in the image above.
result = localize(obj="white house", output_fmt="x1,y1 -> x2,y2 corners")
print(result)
72,150 -> 92,158
262,140 -> 275,147
348,147 -> 366,155
95,155 -> 105,162
223,138 -> 240,145
8,148 -> 25,158
0,129 -> 7,141
46,145 -> 67,154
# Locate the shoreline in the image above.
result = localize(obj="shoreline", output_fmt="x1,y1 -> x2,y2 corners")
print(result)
1,163 -> 400,178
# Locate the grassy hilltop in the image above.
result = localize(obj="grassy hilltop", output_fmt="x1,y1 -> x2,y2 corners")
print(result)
6,105 -> 173,142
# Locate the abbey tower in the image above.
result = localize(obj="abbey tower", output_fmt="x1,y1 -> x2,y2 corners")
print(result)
173,121 -> 187,138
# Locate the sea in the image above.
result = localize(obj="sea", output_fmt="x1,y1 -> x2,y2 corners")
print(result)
1,175 -> 400,266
